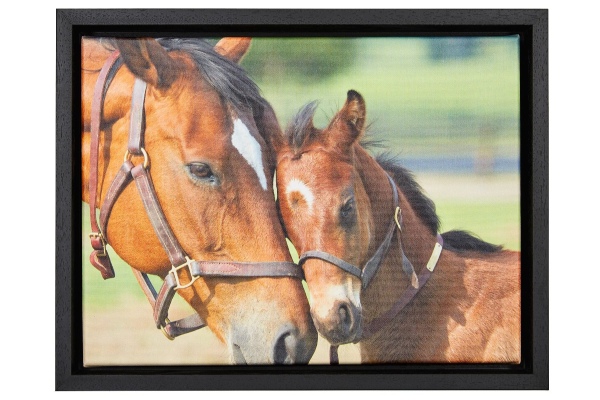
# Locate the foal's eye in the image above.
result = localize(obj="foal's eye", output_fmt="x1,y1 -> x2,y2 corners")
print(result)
186,163 -> 217,183
339,197 -> 356,229
340,198 -> 355,218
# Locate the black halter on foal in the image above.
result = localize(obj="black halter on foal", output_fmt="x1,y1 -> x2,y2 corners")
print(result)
87,50 -> 302,339
299,174 -> 418,290
297,173 -> 444,364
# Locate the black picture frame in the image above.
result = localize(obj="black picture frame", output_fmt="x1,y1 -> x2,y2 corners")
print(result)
56,8 -> 548,390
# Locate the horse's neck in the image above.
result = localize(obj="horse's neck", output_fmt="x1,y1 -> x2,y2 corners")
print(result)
352,147 -> 396,255
353,148 -> 520,362
353,146 -> 440,284
353,146 -> 463,358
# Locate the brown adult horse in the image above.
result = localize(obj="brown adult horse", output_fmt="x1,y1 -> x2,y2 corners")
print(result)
81,37 -> 317,364
274,90 -> 520,363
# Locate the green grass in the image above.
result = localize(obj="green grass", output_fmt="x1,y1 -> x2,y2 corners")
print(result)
435,200 -> 520,251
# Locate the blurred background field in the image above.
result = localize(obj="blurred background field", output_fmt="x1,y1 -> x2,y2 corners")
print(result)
83,36 -> 520,365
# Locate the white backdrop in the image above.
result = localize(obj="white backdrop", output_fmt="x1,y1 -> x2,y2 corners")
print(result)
4,1 -> 594,398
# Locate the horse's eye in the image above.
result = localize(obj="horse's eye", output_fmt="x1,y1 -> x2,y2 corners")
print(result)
340,198 -> 355,218
186,163 -> 217,183
339,197 -> 356,229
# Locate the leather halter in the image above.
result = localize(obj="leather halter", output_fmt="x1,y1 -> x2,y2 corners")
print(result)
299,175 -> 412,290
296,173 -> 444,364
87,50 -> 302,339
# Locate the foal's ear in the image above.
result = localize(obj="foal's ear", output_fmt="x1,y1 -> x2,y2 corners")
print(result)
115,38 -> 178,89
214,37 -> 252,63
327,90 -> 366,151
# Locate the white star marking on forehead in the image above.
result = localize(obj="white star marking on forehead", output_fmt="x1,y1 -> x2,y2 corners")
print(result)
286,178 -> 315,212
231,118 -> 268,190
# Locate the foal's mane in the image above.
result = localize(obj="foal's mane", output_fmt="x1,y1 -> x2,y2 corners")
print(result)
285,100 -> 321,152
284,102 -> 502,254
374,153 -> 440,235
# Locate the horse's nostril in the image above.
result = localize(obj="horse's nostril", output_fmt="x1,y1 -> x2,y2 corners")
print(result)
338,303 -> 356,335
339,303 -> 351,327
273,331 -> 295,364
311,301 -> 360,346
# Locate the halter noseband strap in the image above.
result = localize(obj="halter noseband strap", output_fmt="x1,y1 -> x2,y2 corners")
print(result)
298,174 -> 402,289
88,51 -> 301,340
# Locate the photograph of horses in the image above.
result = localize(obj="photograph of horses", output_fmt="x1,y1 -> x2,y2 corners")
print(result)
81,35 -> 521,366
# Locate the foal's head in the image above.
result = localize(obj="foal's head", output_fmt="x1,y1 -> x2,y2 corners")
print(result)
274,91 -> 375,345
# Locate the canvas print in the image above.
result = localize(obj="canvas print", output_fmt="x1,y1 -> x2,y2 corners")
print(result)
82,35 -> 521,365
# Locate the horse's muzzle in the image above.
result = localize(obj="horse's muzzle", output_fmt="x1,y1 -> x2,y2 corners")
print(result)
231,323 -> 317,364
311,299 -> 362,346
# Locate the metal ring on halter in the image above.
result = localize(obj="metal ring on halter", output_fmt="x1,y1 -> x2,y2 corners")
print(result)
160,318 -> 175,340
124,148 -> 149,169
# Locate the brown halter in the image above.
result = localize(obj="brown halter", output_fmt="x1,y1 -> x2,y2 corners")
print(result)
87,50 -> 302,339
298,174 -> 444,364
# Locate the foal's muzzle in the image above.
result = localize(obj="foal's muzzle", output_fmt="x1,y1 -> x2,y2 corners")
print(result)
311,299 -> 362,345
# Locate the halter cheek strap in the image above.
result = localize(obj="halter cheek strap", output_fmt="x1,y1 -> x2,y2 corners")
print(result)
88,50 -> 122,279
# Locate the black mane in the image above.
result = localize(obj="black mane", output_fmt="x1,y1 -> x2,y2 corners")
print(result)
99,37 -> 266,113
157,38 -> 267,113
439,230 -> 503,253
376,153 -> 440,235
376,153 -> 501,253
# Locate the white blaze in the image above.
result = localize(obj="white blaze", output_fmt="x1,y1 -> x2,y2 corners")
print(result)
286,179 -> 315,212
231,118 -> 268,190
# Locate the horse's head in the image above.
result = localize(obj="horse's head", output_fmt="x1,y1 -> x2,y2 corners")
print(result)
81,37 -> 317,363
274,91 -> 376,345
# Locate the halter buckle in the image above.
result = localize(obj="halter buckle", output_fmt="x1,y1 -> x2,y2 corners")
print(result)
169,256 -> 199,290
89,232 -> 107,257
394,207 -> 402,232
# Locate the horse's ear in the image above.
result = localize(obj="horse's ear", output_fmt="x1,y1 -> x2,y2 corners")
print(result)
257,104 -> 288,157
327,90 -> 366,151
115,38 -> 179,89
214,37 -> 252,63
